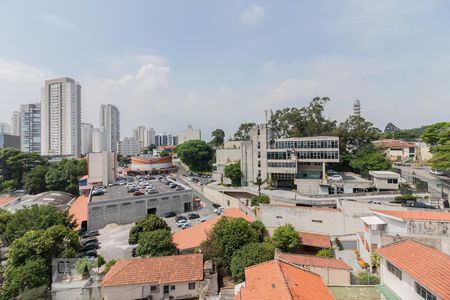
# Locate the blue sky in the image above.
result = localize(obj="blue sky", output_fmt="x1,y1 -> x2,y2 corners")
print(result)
1,1 -> 450,139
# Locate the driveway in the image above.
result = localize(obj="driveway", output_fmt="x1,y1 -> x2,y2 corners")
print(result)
98,223 -> 134,261
335,249 -> 362,272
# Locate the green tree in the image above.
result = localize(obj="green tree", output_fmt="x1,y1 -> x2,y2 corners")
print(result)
3,205 -> 76,244
210,129 -> 225,147
45,159 -> 87,195
128,214 -> 169,245
160,150 -> 170,157
421,122 -> 450,170
348,144 -> 391,173
0,209 -> 12,238
337,115 -> 381,154
316,248 -> 335,258
202,217 -> 259,271
233,123 -> 256,140
251,195 -> 270,207
176,140 -> 214,171
230,242 -> 275,283
103,259 -> 117,274
370,252 -> 380,269
0,257 -> 49,300
250,220 -> 267,242
353,271 -> 380,285
23,165 -> 48,194
135,229 -> 176,257
224,162 -> 242,186
269,97 -> 336,138
271,224 -> 299,252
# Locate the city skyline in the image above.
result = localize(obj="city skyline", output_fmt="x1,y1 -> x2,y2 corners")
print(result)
1,1 -> 450,140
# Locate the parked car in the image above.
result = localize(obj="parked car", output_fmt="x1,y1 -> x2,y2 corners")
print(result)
82,239 -> 99,247
368,200 -> 385,205
76,249 -> 98,258
175,215 -> 187,222
180,223 -> 192,229
187,212 -> 200,220
163,211 -> 176,218
406,201 -> 437,209
429,169 -> 444,176
133,191 -> 144,196
81,243 -> 99,251
175,186 -> 184,191
82,230 -> 99,239
329,174 -> 343,181
176,219 -> 189,227
81,236 -> 98,243
128,188 -> 138,193
91,189 -> 104,196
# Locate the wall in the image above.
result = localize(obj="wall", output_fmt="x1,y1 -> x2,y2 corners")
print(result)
408,220 -> 450,237
307,266 -> 350,285
102,281 -> 200,300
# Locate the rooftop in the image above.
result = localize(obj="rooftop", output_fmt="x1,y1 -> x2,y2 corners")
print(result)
0,195 -> 19,207
298,231 -> 331,249
173,208 -> 255,251
68,195 -> 88,229
235,260 -> 334,300
361,216 -> 387,226
102,254 -> 204,287
372,209 -> 450,222
377,239 -> 450,300
277,252 -> 351,270
373,139 -> 416,148
369,171 -> 400,178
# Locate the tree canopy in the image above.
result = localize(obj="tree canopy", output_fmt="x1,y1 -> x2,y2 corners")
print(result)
135,229 -> 176,257
348,144 -> 391,173
270,224 -> 300,252
210,129 -> 225,148
316,248 -> 335,258
422,122 -> 450,170
202,217 -> 259,271
23,165 -> 48,194
224,162 -> 242,186
233,123 -> 256,140
45,159 -> 87,195
230,242 -> 275,283
251,195 -> 270,207
337,115 -> 381,154
128,214 -> 169,245
176,140 -> 214,171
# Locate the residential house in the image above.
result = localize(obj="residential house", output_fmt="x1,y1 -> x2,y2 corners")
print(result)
102,254 -> 214,300
298,231 -> 331,254
234,260 -> 334,300
377,239 -> 450,300
373,139 -> 416,162
276,252 -> 352,285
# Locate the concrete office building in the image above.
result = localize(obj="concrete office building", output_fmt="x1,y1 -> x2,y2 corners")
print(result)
19,103 -> 41,153
10,110 -> 21,136
100,104 -> 120,152
41,77 -> 81,157
87,179 -> 193,230
117,137 -> 140,156
81,123 -> 93,155
0,122 -> 11,134
92,127 -> 104,153
0,133 -> 20,149
213,123 -> 340,190
87,151 -> 117,186
176,125 -> 201,144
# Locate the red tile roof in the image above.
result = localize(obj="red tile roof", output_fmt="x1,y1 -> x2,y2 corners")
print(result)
235,260 -> 334,300
0,196 -> 18,207
102,254 -> 204,287
68,195 -> 88,229
372,210 -> 450,222
377,240 -> 450,300
298,231 -> 331,249
173,208 -> 254,251
278,253 -> 351,270
373,139 -> 416,148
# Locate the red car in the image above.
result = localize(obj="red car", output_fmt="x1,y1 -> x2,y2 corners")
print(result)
133,191 -> 144,196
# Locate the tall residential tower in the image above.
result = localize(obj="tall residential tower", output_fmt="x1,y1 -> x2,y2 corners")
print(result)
99,104 -> 120,152
19,103 -> 41,153
41,77 -> 81,157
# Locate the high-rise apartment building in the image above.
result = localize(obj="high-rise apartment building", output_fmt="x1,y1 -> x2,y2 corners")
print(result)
41,77 -> 81,157
99,104 -> 120,152
117,137 -> 140,156
10,111 -> 21,136
0,122 -> 11,134
92,127 -> 104,153
155,132 -> 176,147
144,127 -> 156,148
176,125 -> 201,144
81,123 -> 94,155
133,126 -> 146,150
19,103 -> 41,153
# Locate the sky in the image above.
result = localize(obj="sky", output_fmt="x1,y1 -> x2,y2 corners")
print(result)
1,0 -> 450,140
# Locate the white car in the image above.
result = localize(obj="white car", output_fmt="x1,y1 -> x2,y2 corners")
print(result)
429,169 -> 444,176
176,219 -> 189,227
180,223 -> 192,229
329,175 -> 343,181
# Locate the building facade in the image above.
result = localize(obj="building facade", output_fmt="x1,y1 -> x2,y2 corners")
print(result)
117,137 -> 140,156
100,104 -> 120,152
41,77 -> 81,157
19,103 -> 41,153
0,133 -> 20,149
87,151 -> 117,185
176,125 -> 201,144
10,110 -> 21,136
81,123 -> 93,155
0,122 -> 11,134
92,127 -> 104,153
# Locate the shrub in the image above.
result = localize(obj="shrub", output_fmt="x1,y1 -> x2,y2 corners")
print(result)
251,195 -> 270,207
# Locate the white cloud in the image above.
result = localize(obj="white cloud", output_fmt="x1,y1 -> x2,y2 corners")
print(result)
240,4 -> 265,25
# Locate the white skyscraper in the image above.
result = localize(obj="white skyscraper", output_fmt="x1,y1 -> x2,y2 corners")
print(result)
92,127 -> 104,153
19,103 -> 41,153
144,128 -> 155,148
10,111 -> 21,136
99,104 -> 120,152
41,77 -> 81,157
81,123 -> 94,155
133,126 -> 146,150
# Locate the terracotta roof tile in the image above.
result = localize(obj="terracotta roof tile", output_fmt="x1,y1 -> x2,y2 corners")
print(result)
0,196 -> 18,207
278,253 -> 351,270
372,210 -> 450,221
298,231 -> 331,249
173,208 -> 254,251
374,139 -> 416,148
377,240 -> 450,300
236,260 -> 334,300
68,195 -> 88,229
102,254 -> 204,287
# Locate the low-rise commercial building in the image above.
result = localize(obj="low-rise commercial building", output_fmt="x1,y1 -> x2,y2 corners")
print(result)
369,171 -> 400,191
377,240 -> 450,300
127,155 -> 176,175
87,179 -> 193,230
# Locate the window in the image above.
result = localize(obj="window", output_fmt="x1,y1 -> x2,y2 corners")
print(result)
188,282 -> 196,290
387,178 -> 398,184
415,282 -> 436,300
257,141 -> 260,149
150,285 -> 158,292
171,285 -> 175,290
312,219 -> 322,223
387,261 -> 402,280
163,285 -> 169,294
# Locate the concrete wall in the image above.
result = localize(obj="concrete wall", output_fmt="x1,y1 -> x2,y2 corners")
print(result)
308,266 -> 350,285
102,281 -> 201,300
88,151 -> 117,185
408,220 -> 450,237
